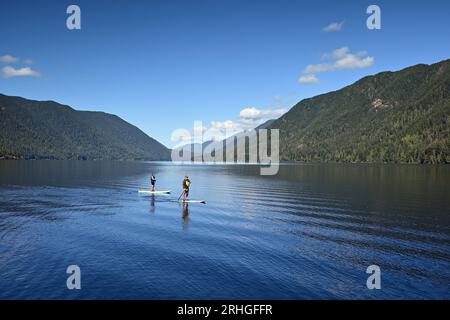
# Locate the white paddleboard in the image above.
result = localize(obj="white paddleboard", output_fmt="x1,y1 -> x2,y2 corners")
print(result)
172,200 -> 206,204
138,190 -> 171,194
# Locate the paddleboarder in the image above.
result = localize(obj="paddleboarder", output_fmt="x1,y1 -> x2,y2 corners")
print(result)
150,173 -> 156,191
182,176 -> 191,201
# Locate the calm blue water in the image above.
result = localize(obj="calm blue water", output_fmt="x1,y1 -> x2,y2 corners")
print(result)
0,161 -> 449,299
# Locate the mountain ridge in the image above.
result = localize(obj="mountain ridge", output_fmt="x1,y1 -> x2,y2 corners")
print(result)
267,59 -> 450,163
2,59 -> 449,163
0,93 -> 171,160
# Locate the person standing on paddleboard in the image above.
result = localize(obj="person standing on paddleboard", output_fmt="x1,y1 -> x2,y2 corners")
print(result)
150,173 -> 156,192
182,176 -> 191,201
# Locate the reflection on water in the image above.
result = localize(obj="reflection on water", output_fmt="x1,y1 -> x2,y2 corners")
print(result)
150,195 -> 155,214
182,203 -> 190,231
0,161 -> 449,299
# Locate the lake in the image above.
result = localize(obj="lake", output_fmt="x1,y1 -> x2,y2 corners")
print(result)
0,161 -> 449,299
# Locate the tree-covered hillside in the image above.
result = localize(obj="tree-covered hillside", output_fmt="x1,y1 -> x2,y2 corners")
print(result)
0,94 -> 170,160
268,59 -> 450,164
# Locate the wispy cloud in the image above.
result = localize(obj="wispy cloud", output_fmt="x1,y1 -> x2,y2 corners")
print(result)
299,47 -> 374,85
2,66 -> 41,78
299,74 -> 320,85
24,59 -> 34,65
305,47 -> 374,74
322,21 -> 344,32
0,55 -> 20,63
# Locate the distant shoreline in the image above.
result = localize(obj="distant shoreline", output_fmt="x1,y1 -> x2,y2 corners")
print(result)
1,158 -> 448,166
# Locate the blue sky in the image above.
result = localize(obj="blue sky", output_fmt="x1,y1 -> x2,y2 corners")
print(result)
1,0 -> 449,147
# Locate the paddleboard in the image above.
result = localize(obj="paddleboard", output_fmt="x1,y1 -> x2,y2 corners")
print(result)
172,200 -> 206,204
138,190 -> 171,194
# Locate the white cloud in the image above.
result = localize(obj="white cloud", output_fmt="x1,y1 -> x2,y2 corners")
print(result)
334,54 -> 374,70
2,66 -> 41,78
173,106 -> 286,147
304,47 -> 374,74
356,51 -> 368,58
239,107 -> 286,120
322,21 -> 344,32
299,74 -> 320,85
204,107 -> 286,139
24,59 -> 34,65
0,55 -> 19,63
239,108 -> 260,119
321,47 -> 350,60
211,120 -> 236,131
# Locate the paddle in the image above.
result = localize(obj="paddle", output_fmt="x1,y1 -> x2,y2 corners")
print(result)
177,190 -> 185,201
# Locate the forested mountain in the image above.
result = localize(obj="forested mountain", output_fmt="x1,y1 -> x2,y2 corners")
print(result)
2,59 -> 449,163
268,59 -> 450,164
0,94 -> 170,160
